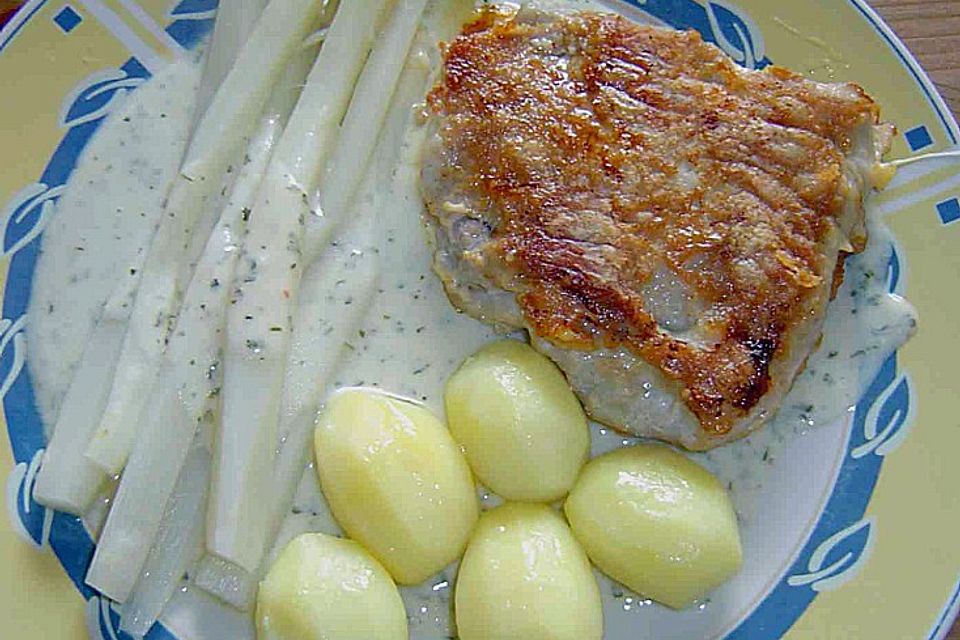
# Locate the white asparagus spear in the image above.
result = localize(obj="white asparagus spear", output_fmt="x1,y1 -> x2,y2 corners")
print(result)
195,47 -> 430,610
192,204 -> 379,610
191,0 -> 270,134
267,47 -> 431,562
305,0 -> 430,258
32,282 -> 130,514
84,0 -> 327,476
83,54 -> 308,603
180,0 -> 330,183
193,554 -> 258,612
31,0 -> 267,514
195,251 -> 379,611
118,431 -> 210,638
210,0 -> 393,572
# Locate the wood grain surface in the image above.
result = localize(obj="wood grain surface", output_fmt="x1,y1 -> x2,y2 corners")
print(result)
0,0 -> 17,27
873,0 -> 960,120
0,0 -> 957,638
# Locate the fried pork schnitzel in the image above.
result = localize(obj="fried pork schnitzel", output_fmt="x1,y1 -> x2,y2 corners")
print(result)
421,6 -> 894,449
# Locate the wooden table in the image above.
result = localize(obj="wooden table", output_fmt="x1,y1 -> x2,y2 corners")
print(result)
0,0 -> 18,27
0,0 -> 957,638
873,0 -> 960,121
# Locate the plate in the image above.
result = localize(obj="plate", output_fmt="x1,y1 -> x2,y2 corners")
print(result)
1,1 -> 958,638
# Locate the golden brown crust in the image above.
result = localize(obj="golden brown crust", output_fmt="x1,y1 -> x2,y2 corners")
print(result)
426,8 -> 883,433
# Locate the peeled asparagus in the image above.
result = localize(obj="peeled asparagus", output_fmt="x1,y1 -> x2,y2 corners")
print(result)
267,247 -> 379,541
194,239 -> 379,612
193,554 -> 258,612
196,50 -> 429,612
31,1 -> 266,514
191,0 -> 270,132
306,0 -> 430,257
267,50 -> 431,569
118,435 -> 210,638
32,281 -> 131,514
84,0 -> 327,477
210,0 -> 394,573
180,0 -> 330,182
84,54 -> 309,603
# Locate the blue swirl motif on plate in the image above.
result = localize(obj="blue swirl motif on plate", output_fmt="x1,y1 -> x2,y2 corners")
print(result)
786,517 -> 875,592
0,312 -> 27,400
0,2 -> 212,637
166,0 -> 217,49
1,182 -> 64,258
849,247 -> 913,460
627,0 -> 771,69
849,370 -> 912,459
727,239 -> 913,638
86,595 -> 135,640
169,0 -> 218,22
5,448 -> 50,548
0,1 -> 925,639
59,69 -> 147,130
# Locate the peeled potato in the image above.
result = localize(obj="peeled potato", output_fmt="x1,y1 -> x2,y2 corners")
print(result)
444,340 -> 589,502
314,387 -> 478,584
455,502 -> 603,640
564,444 -> 742,608
256,533 -> 406,640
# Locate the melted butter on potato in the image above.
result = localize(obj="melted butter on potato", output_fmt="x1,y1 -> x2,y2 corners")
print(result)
313,387 -> 478,585
445,340 -> 589,502
564,444 -> 743,609
455,502 -> 603,640
256,533 -> 407,640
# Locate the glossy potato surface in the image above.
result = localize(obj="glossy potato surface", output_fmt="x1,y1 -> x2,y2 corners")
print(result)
314,388 -> 479,584
256,533 -> 407,640
564,444 -> 742,608
455,502 -> 603,640
445,340 -> 589,502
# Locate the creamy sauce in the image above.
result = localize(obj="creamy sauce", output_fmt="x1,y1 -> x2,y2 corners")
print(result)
28,60 -> 202,433
27,14 -> 916,640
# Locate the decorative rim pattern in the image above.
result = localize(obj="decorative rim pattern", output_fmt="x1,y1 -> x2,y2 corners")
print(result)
0,1 -> 956,638
2,4 -> 214,637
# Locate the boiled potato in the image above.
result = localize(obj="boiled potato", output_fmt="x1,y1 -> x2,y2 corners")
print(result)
445,340 -> 589,502
455,502 -> 602,640
313,387 -> 478,584
256,533 -> 406,640
564,444 -> 742,608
